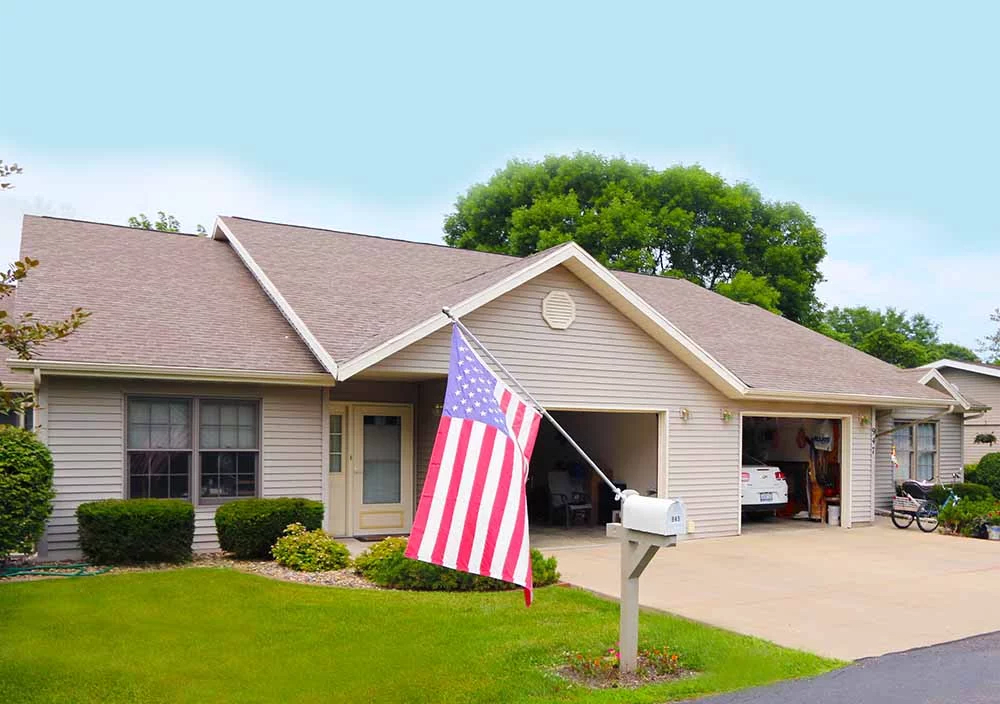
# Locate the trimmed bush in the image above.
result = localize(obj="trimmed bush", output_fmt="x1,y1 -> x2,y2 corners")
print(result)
965,465 -> 980,485
77,499 -> 194,564
271,523 -> 351,572
354,536 -> 560,591
938,499 -> 1000,538
928,482 -> 994,505
0,426 -> 55,559
215,498 -> 323,559
974,453 -> 1000,498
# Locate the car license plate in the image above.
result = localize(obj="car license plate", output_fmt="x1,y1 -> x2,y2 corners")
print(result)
759,492 -> 773,502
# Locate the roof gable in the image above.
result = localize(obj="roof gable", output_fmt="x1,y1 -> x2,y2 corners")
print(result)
922,358 -> 1000,380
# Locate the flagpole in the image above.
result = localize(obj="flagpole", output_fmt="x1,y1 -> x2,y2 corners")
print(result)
442,307 -> 622,500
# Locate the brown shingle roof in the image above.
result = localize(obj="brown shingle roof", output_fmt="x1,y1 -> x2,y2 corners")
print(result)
0,290 -> 33,389
616,272 -> 948,401
15,216 -> 326,375
219,216 -> 530,361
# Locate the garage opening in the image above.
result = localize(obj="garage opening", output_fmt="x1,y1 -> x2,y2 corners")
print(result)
741,416 -> 844,530
526,411 -> 659,529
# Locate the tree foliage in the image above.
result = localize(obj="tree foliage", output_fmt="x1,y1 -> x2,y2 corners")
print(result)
0,161 -> 90,412
128,211 -> 206,235
443,153 -> 826,323
979,308 -> 1000,364
821,305 -> 978,367
0,160 -> 22,190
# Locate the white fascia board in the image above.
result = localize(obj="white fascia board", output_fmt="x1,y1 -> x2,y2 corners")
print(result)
9,359 -> 333,387
214,218 -> 339,377
743,387 -> 957,409
336,242 -> 749,397
921,358 -> 1000,380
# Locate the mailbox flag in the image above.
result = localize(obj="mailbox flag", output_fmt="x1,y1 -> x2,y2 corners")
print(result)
406,325 -> 542,605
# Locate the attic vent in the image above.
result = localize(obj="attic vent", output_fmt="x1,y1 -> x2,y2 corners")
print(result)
541,290 -> 576,330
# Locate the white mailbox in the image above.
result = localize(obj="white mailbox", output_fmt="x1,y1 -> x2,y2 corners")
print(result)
621,492 -> 687,537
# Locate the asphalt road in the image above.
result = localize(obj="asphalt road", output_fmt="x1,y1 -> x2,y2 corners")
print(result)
690,632 -> 1000,704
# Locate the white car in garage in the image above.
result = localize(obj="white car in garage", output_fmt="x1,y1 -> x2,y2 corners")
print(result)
741,464 -> 788,510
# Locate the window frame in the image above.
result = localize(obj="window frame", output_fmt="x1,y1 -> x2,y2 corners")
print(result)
893,420 -> 939,482
123,394 -> 263,505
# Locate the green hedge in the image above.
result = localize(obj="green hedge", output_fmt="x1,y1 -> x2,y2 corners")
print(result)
974,453 -> 1000,498
215,498 -> 323,559
271,523 -> 351,572
0,426 -> 55,559
938,499 -> 1000,538
77,499 -> 194,564
928,482 -> 994,505
354,536 -> 560,591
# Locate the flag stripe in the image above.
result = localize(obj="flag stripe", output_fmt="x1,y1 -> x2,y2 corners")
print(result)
405,416 -> 452,559
415,418 -> 464,562
455,424 -> 498,572
442,422 -> 486,567
478,439 -> 514,576
431,420 -> 475,565
466,429 -> 508,572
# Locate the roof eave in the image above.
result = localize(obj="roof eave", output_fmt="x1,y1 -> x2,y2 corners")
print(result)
742,388 -> 957,409
920,358 -> 1000,379
10,359 -> 334,387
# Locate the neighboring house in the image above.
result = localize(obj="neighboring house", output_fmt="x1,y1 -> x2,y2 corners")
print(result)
873,368 -> 987,510
10,215 -> 970,559
920,359 -> 1000,465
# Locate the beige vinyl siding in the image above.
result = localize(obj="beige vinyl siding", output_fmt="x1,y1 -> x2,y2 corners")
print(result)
873,408 -> 964,510
41,377 -> 324,559
937,368 -> 1000,464
367,265 -> 873,538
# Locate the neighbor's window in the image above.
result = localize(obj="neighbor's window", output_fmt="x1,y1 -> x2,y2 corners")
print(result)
127,398 -> 192,499
893,421 -> 937,482
329,414 -> 343,473
199,400 -> 259,499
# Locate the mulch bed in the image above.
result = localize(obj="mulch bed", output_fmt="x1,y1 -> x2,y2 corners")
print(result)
555,659 -> 695,689
1,553 -> 381,589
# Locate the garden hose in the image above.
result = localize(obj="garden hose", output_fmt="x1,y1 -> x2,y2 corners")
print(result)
0,563 -> 111,579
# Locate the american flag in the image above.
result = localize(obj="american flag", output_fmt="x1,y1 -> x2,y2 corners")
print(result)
405,324 -> 543,605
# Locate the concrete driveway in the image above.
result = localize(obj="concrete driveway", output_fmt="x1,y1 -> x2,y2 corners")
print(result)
538,519 -> 1000,660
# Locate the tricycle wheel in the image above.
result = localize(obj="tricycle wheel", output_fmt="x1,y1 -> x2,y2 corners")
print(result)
891,508 -> 914,529
917,501 -> 940,533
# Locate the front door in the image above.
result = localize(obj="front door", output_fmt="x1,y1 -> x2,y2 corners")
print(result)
352,405 -> 413,536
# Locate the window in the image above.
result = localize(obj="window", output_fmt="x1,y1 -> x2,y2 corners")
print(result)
893,421 -> 937,482
199,400 -> 259,499
125,396 -> 260,502
127,398 -> 192,499
329,414 -> 343,473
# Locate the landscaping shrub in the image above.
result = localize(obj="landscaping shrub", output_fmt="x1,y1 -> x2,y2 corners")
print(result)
271,523 -> 350,571
974,453 -> 1000,498
354,536 -> 560,591
937,499 -> 1000,538
965,465 -> 980,485
77,499 -> 194,564
0,426 -> 55,559
215,498 -> 323,558
928,482 -> 994,505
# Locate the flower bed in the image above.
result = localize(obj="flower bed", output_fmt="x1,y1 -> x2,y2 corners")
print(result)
557,644 -> 692,689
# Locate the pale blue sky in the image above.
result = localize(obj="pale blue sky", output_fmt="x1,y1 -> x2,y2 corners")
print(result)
2,1 -> 997,348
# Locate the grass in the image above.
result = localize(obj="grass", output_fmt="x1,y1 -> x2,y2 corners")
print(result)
0,569 -> 842,703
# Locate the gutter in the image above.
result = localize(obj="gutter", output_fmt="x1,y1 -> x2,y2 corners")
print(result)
873,405 -> 957,438
8,359 -> 334,387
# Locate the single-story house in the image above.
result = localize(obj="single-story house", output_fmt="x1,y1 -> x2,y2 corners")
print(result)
10,215 -> 978,559
918,359 -> 1000,465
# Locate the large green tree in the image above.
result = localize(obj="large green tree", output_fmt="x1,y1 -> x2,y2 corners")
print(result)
822,305 -> 978,367
443,153 -> 826,324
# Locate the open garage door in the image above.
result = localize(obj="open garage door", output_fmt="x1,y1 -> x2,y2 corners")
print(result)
741,415 -> 848,531
527,410 -> 661,529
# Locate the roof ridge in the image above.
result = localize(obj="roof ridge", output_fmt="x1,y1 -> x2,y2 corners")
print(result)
223,215 -> 522,259
29,214 -> 205,238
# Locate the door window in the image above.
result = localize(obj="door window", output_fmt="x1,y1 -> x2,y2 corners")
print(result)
362,415 -> 401,504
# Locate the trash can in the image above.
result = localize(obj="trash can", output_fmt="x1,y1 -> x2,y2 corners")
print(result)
827,504 -> 840,526
988,525 -> 1000,541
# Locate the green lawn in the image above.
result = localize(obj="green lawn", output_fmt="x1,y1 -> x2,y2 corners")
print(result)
0,569 -> 841,703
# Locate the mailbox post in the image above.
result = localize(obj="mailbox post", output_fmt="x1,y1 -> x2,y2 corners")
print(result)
606,490 -> 686,673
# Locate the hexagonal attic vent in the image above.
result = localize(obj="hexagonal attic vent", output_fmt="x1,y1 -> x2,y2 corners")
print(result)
541,290 -> 576,329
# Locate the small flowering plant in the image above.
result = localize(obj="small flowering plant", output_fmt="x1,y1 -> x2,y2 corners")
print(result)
563,642 -> 685,684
